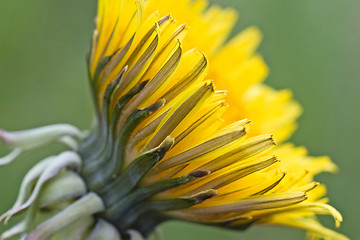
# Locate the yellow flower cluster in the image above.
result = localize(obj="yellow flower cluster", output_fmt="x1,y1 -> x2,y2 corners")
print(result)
86,0 -> 346,239
0,0 -> 348,239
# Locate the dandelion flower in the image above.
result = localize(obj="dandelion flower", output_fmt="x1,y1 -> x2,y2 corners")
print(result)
0,0 -> 348,239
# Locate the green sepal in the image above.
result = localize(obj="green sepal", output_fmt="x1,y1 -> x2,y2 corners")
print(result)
100,137 -> 174,206
110,99 -> 166,174
103,65 -> 128,109
83,33 -> 134,153
81,80 -> 147,173
85,99 -> 165,191
118,189 -> 217,230
93,51 -> 119,87
110,80 -> 149,130
80,65 -> 128,160
104,170 -> 210,220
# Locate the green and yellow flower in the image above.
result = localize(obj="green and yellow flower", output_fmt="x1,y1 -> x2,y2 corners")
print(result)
0,0 -> 347,239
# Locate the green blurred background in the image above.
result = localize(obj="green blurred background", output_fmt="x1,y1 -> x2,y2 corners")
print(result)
0,0 -> 358,239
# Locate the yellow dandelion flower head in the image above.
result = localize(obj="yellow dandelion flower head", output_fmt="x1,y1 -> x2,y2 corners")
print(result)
0,0 -> 348,239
